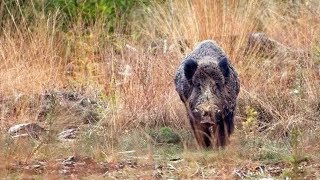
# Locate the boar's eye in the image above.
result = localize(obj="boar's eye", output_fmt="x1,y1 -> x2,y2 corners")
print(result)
191,82 -> 201,91
215,82 -> 223,91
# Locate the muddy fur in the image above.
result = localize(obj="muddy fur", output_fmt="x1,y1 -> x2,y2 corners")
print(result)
175,40 -> 240,148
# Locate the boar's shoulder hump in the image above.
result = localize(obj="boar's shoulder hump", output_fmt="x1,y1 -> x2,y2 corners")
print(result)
186,40 -> 226,60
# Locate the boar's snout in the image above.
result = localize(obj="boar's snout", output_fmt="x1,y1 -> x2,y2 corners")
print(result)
193,104 -> 221,125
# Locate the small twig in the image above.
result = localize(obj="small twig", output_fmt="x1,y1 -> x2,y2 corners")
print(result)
24,140 -> 45,163
118,150 -> 136,154
190,162 -> 200,177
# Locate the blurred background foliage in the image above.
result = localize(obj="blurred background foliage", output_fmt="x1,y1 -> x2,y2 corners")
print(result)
0,0 -> 308,34
0,0 -> 165,33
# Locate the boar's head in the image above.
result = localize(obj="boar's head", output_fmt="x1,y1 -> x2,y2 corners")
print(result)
184,56 -> 230,125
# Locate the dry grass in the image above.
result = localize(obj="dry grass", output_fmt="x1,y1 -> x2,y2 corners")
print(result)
0,0 -> 319,178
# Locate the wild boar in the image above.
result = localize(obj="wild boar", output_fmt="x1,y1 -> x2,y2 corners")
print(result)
175,40 -> 240,148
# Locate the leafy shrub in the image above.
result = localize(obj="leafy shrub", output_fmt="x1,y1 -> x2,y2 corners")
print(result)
242,105 -> 259,135
1,0 -> 152,33
151,127 -> 181,144
47,0 -> 154,32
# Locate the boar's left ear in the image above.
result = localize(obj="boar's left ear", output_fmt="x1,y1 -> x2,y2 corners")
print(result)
184,58 -> 198,82
218,56 -> 230,78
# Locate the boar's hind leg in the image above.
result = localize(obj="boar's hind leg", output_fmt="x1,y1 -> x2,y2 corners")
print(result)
190,121 -> 212,148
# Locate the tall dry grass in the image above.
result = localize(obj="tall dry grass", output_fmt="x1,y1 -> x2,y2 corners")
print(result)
0,1 -> 319,179
136,0 -> 320,138
0,0 -> 319,167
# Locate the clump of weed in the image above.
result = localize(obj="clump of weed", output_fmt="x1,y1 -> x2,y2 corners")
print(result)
242,105 -> 259,136
150,127 -> 181,144
282,127 -> 308,179
120,130 -> 148,152
74,126 -> 112,161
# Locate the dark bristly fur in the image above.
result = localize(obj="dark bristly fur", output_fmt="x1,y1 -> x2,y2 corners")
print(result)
175,40 -> 240,148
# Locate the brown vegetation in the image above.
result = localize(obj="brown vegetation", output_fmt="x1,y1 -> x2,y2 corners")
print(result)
0,0 -> 319,178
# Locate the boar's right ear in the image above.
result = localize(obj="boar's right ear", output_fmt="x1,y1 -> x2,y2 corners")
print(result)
184,58 -> 198,82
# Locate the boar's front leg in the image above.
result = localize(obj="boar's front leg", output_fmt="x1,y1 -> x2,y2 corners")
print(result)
214,119 -> 230,147
189,119 -> 212,149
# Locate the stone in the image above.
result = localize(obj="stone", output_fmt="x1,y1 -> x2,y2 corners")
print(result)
58,127 -> 79,141
8,123 -> 46,139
